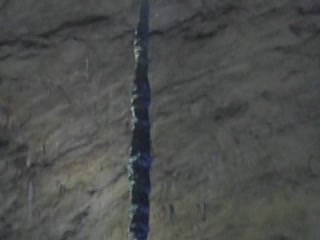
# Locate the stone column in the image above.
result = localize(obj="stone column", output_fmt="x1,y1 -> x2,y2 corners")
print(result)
128,0 -> 152,240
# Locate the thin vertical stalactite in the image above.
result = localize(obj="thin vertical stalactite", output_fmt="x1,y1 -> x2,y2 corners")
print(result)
28,179 -> 33,223
128,0 -> 152,240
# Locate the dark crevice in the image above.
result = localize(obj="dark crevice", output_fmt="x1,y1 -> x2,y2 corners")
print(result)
71,207 -> 90,225
0,36 -> 51,50
47,138 -> 94,164
0,15 -> 111,58
150,12 -> 201,37
111,29 -> 134,40
183,24 -> 228,41
296,4 -> 320,15
107,166 -> 127,187
155,68 -> 216,96
199,3 -> 239,19
272,30 -> 320,56
289,22 -> 320,37
38,15 -> 111,39
247,5 -> 288,22
213,101 -> 249,122
151,5 -> 235,40
59,207 -> 89,240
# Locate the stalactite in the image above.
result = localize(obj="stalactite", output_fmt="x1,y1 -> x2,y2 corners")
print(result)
127,0 -> 152,240
28,179 -> 33,223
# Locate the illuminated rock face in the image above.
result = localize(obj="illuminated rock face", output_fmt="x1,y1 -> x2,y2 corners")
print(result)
128,0 -> 152,240
0,1 -> 320,240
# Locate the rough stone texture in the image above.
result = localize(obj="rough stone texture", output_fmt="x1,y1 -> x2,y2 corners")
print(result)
0,0 -> 319,239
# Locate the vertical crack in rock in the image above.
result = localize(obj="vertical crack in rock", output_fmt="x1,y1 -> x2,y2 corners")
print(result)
128,0 -> 152,240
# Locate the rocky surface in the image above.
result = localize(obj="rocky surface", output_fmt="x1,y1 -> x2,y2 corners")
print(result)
0,0 -> 320,239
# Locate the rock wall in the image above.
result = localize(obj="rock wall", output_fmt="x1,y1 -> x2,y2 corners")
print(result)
0,0 -> 319,239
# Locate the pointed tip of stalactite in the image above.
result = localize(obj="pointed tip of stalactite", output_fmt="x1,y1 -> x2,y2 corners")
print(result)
136,0 -> 149,36
134,0 -> 150,67
139,0 -> 149,20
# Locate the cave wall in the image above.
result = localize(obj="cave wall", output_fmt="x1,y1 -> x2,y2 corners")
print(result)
0,0 -> 320,239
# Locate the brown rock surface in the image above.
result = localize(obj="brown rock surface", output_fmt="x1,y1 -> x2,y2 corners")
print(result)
0,0 -> 319,239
